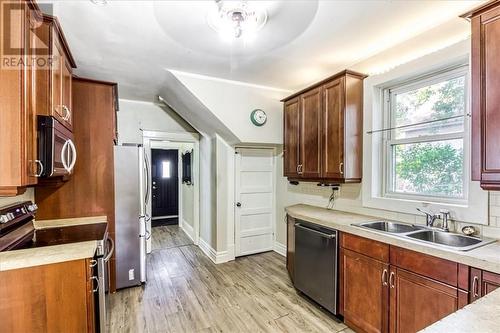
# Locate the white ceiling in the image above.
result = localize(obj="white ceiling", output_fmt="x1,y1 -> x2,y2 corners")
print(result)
43,0 -> 483,100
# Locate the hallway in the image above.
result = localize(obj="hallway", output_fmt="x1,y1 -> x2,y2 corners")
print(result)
151,225 -> 193,251
107,233 -> 352,333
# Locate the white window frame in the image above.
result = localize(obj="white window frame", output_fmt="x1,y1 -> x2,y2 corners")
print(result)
382,65 -> 469,204
362,54 -> 488,225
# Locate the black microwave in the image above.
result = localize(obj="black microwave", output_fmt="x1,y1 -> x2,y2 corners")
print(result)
37,116 -> 77,178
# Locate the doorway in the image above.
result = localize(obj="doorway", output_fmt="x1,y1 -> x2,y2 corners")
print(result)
234,148 -> 276,257
143,132 -> 200,254
151,149 -> 179,226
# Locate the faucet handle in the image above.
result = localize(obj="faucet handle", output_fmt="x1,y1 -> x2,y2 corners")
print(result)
417,207 -> 433,216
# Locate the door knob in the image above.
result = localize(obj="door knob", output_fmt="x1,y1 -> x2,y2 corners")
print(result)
153,186 -> 157,190
236,202 -> 242,207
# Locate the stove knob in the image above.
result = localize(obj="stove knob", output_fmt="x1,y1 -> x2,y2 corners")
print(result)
6,213 -> 15,221
27,204 -> 38,212
0,215 -> 9,224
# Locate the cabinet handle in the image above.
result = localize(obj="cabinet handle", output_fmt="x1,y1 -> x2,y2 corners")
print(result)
389,271 -> 395,289
62,105 -> 71,121
339,162 -> 344,175
382,269 -> 388,286
34,160 -> 44,177
296,165 -> 299,174
91,276 -> 99,293
298,164 -> 303,175
89,259 -> 97,268
472,276 -> 479,298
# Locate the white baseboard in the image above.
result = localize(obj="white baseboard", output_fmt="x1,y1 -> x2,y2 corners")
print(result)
181,219 -> 195,243
273,241 -> 287,257
198,238 -> 234,264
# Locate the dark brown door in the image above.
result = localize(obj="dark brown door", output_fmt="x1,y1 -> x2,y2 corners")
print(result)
471,5 -> 500,188
390,268 -> 458,333
286,215 -> 295,282
482,271 -> 500,296
299,87 -> 322,178
151,149 -> 179,218
343,249 -> 389,333
283,97 -> 300,178
322,77 -> 345,179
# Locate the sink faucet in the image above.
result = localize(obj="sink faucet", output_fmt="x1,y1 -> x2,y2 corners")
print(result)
416,208 -> 451,232
416,208 -> 439,228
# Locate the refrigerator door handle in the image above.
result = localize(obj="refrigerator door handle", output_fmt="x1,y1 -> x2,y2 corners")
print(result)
144,152 -> 150,206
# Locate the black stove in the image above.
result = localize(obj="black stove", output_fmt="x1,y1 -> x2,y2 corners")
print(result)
0,201 -> 37,251
0,201 -> 108,255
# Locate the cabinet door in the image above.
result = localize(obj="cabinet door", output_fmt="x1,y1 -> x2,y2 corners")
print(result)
482,271 -> 500,296
390,268 -> 458,333
471,6 -> 500,188
286,215 -> 295,282
299,87 -> 322,178
343,249 -> 389,333
23,2 -> 38,185
322,77 -> 345,179
51,32 -> 65,123
283,98 -> 300,178
61,57 -> 73,130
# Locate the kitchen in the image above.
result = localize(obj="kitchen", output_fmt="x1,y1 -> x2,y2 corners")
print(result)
1,0 -> 500,332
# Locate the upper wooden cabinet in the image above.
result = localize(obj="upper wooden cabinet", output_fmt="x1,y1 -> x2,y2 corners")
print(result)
34,14 -> 76,131
0,0 -> 40,195
282,70 -> 366,183
463,1 -> 500,190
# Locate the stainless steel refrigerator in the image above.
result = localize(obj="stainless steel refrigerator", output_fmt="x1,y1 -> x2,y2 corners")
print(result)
114,144 -> 148,289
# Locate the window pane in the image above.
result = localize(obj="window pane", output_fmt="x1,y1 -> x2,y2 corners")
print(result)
393,139 -> 463,198
162,161 -> 171,178
393,76 -> 465,139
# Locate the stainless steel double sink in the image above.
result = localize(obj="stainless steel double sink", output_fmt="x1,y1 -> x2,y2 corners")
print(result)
353,221 -> 496,251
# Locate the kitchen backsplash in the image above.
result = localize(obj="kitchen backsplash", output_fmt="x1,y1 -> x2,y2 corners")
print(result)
279,180 -> 500,240
0,189 -> 34,207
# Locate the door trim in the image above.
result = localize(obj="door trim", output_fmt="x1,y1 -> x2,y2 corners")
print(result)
234,147 -> 276,257
143,131 -> 200,250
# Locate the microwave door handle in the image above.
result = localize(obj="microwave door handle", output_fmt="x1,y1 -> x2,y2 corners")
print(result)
67,139 -> 77,172
61,140 -> 70,172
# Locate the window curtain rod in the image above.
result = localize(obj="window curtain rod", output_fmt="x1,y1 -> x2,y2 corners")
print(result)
366,114 -> 470,135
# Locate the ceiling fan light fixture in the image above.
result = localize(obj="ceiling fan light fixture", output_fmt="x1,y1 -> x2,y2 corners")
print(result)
207,1 -> 267,41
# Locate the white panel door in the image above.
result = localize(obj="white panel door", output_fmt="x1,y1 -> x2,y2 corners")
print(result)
235,148 -> 275,257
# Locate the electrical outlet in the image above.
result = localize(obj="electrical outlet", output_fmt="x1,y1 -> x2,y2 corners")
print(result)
128,269 -> 135,280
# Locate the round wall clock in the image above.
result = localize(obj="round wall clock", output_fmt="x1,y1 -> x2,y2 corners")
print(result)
250,109 -> 267,126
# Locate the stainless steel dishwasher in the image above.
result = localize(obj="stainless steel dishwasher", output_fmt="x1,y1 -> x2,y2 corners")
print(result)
294,220 -> 338,314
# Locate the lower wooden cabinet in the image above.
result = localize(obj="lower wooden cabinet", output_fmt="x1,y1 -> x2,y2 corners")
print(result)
469,267 -> 500,302
0,258 -> 96,332
342,248 -> 389,333
286,215 -> 295,282
389,268 -> 458,333
340,232 -> 470,333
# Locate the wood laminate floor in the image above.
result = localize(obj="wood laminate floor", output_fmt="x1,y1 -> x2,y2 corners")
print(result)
109,227 -> 351,333
151,225 -> 194,251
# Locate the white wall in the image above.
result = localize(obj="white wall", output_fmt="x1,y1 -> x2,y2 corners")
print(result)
199,135 -> 217,248
117,99 -> 196,144
171,71 -> 288,145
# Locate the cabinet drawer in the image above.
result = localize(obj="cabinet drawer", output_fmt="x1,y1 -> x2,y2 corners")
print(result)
390,246 -> 458,287
341,232 -> 389,262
